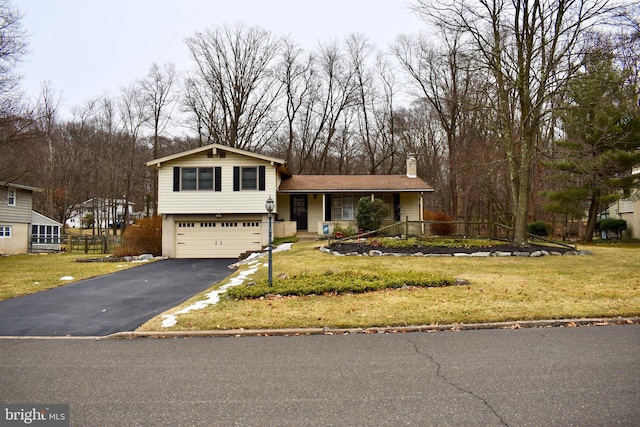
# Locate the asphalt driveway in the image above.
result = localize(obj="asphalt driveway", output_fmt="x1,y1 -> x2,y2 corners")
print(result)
0,259 -> 235,337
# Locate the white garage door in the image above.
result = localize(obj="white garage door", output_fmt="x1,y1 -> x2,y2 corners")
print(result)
175,220 -> 262,258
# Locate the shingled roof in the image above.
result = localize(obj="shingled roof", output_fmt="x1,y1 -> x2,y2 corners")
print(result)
278,175 -> 433,193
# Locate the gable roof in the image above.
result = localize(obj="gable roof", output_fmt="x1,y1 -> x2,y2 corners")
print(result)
278,175 -> 433,193
145,143 -> 287,168
0,181 -> 43,192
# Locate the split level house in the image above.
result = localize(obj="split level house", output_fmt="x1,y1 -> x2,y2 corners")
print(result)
0,182 -> 63,254
146,143 -> 433,259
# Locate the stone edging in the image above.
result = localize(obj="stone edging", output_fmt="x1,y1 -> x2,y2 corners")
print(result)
319,246 -> 592,257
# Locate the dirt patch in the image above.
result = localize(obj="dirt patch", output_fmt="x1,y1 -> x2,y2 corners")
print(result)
327,242 -> 575,255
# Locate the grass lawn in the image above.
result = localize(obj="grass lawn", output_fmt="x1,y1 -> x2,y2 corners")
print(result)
0,253 -> 141,301
139,241 -> 640,331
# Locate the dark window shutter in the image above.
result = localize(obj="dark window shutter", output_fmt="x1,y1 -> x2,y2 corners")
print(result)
173,167 -> 180,191
393,193 -> 401,221
233,167 -> 240,191
258,166 -> 266,191
324,194 -> 332,221
214,167 -> 222,192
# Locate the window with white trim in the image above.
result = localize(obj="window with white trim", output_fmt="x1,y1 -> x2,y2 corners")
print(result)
241,167 -> 257,190
0,226 -> 11,237
333,194 -> 356,220
31,225 -> 61,244
7,188 -> 16,206
180,167 -> 214,191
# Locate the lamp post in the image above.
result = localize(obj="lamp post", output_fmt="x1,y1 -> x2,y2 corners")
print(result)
265,195 -> 275,286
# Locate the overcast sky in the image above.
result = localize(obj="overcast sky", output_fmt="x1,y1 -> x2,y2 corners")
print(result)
17,0 -> 425,118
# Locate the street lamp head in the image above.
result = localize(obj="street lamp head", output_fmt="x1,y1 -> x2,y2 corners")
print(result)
265,195 -> 275,214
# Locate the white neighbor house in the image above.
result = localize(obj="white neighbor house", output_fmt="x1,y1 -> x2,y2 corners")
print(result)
66,198 -> 138,229
147,143 -> 433,259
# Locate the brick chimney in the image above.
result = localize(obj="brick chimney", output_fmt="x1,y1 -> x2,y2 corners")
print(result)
406,154 -> 417,178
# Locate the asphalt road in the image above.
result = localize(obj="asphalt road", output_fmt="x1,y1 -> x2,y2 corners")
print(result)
0,259 -> 235,336
1,325 -> 638,426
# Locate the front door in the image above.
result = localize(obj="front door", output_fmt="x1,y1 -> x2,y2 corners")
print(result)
290,195 -> 308,231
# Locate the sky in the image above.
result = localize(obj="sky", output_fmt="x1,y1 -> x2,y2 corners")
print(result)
16,0 -> 426,119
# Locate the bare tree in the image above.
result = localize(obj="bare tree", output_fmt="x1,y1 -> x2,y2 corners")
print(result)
139,62 -> 178,216
0,0 -> 27,123
118,85 -> 149,231
412,0 -> 618,245
277,37 -> 314,170
184,23 -> 284,150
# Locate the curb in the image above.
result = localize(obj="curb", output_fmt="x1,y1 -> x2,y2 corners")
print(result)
104,317 -> 640,339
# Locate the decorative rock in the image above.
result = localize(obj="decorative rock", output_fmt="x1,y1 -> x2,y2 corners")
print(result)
529,251 -> 544,257
471,252 -> 491,257
369,250 -> 383,257
562,251 -> 576,256
347,252 -> 361,256
412,252 -> 424,257
424,253 -> 453,257
550,251 -> 562,256
319,246 -> 331,254
453,253 -> 471,257
138,253 -> 153,261
493,251 -> 513,257
513,251 -> 530,257
332,251 -> 345,256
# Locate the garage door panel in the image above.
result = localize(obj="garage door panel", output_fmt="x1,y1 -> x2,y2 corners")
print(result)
175,220 -> 262,258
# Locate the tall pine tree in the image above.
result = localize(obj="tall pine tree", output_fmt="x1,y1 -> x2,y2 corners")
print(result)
546,44 -> 640,242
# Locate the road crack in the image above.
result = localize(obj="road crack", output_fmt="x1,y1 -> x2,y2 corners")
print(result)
404,335 -> 508,427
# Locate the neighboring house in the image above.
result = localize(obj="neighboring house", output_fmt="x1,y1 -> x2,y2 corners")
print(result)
602,165 -> 640,239
31,211 -> 63,252
0,182 -> 42,255
147,144 -> 433,259
66,198 -> 137,229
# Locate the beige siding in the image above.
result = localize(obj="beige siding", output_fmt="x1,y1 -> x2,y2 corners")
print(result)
157,151 -> 280,215
307,194 -> 324,233
276,194 -> 291,221
0,223 -> 28,254
399,193 -> 421,221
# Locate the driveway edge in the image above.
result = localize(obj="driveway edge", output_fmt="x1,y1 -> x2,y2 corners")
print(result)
104,317 -> 640,339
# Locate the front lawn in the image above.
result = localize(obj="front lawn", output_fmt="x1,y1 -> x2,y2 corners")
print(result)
0,253 -> 141,301
140,241 -> 640,331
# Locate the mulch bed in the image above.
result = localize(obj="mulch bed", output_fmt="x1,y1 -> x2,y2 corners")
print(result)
327,242 -> 574,255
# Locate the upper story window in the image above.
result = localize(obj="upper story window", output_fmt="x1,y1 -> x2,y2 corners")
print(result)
241,167 -> 257,190
7,188 -> 16,206
233,166 -> 266,192
174,167 -> 220,191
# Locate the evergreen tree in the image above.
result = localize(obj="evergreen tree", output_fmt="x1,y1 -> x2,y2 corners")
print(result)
546,45 -> 640,242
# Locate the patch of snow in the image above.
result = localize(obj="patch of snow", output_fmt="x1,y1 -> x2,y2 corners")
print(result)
160,243 -> 294,329
60,276 -> 74,281
161,266 -> 259,328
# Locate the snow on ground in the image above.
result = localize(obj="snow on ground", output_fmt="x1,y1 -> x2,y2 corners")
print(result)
160,243 -> 293,328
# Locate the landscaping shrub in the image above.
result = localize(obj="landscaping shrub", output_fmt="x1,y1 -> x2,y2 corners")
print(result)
226,270 -> 456,300
597,219 -> 627,239
112,216 -> 162,256
424,210 -> 455,235
356,197 -> 390,232
527,221 -> 550,237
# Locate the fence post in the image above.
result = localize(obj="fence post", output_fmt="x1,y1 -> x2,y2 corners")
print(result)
405,216 -> 409,240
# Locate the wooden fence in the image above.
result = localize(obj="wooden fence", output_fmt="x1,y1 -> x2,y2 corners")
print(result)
63,234 -> 121,254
